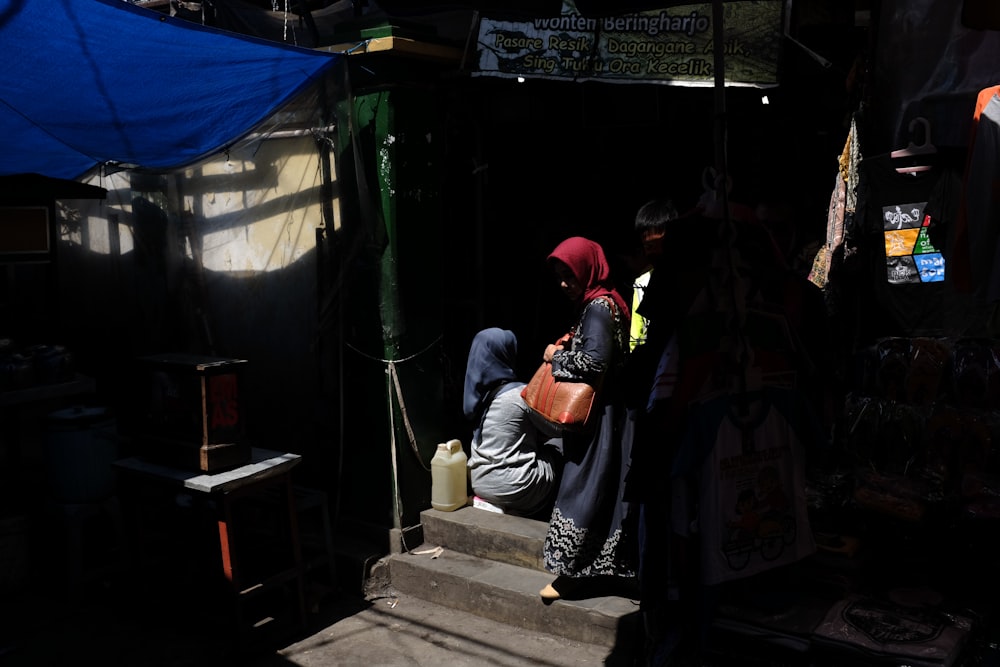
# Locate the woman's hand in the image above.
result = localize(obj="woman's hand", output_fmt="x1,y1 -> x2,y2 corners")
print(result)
543,343 -> 563,363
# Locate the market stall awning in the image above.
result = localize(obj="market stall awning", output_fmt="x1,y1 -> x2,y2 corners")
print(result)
0,0 -> 341,180
374,0 -> 701,17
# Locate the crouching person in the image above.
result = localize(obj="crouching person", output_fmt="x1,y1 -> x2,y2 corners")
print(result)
463,327 -> 563,517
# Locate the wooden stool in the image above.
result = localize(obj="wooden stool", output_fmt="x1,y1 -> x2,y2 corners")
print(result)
114,449 -> 306,642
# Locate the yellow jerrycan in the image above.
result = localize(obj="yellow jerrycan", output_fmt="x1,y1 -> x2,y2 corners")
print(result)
430,439 -> 468,511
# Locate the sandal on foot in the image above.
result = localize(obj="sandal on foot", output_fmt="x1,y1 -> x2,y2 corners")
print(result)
540,576 -> 582,601
539,583 -> 561,600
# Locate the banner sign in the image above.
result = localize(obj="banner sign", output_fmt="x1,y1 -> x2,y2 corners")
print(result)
475,0 -> 782,87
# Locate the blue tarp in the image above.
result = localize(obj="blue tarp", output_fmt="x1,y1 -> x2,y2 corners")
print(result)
0,0 -> 340,180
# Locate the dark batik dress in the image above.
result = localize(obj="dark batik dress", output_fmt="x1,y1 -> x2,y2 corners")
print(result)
543,296 -> 637,579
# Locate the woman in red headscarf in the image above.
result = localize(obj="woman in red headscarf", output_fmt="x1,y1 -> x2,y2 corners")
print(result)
537,236 -> 638,601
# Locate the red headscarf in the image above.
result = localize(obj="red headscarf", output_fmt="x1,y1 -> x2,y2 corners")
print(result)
547,236 -> 630,319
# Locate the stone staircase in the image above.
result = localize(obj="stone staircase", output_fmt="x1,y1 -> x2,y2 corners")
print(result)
353,506 -> 1000,667
373,506 -> 643,658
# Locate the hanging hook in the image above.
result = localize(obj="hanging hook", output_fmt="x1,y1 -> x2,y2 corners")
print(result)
891,116 -> 936,171
908,117 -> 932,150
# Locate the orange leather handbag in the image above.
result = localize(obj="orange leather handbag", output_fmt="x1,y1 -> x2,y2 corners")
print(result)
521,333 -> 600,430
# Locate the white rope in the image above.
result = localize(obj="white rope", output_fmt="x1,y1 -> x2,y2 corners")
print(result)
388,360 -> 430,472
283,0 -> 289,43
385,364 -> 403,530
346,335 -> 442,473
345,335 -> 442,365
380,340 -> 440,532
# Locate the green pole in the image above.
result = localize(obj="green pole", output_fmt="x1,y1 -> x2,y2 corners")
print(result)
371,92 -> 406,532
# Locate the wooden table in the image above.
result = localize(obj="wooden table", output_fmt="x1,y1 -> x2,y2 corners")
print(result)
114,448 -> 306,637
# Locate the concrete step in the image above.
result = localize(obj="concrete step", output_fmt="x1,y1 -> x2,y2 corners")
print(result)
387,542 -> 642,649
379,505 -> 642,654
419,506 -> 548,571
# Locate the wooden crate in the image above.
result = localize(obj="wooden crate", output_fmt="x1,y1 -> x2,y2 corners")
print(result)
132,353 -> 251,472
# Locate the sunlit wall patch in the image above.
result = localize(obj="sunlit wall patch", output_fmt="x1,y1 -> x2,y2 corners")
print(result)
881,201 -> 943,284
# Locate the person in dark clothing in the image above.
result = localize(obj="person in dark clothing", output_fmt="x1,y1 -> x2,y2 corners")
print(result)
625,212 -> 833,665
536,236 -> 638,602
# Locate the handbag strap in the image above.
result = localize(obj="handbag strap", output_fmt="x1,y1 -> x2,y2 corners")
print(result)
557,295 -> 618,347
597,294 -> 616,317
